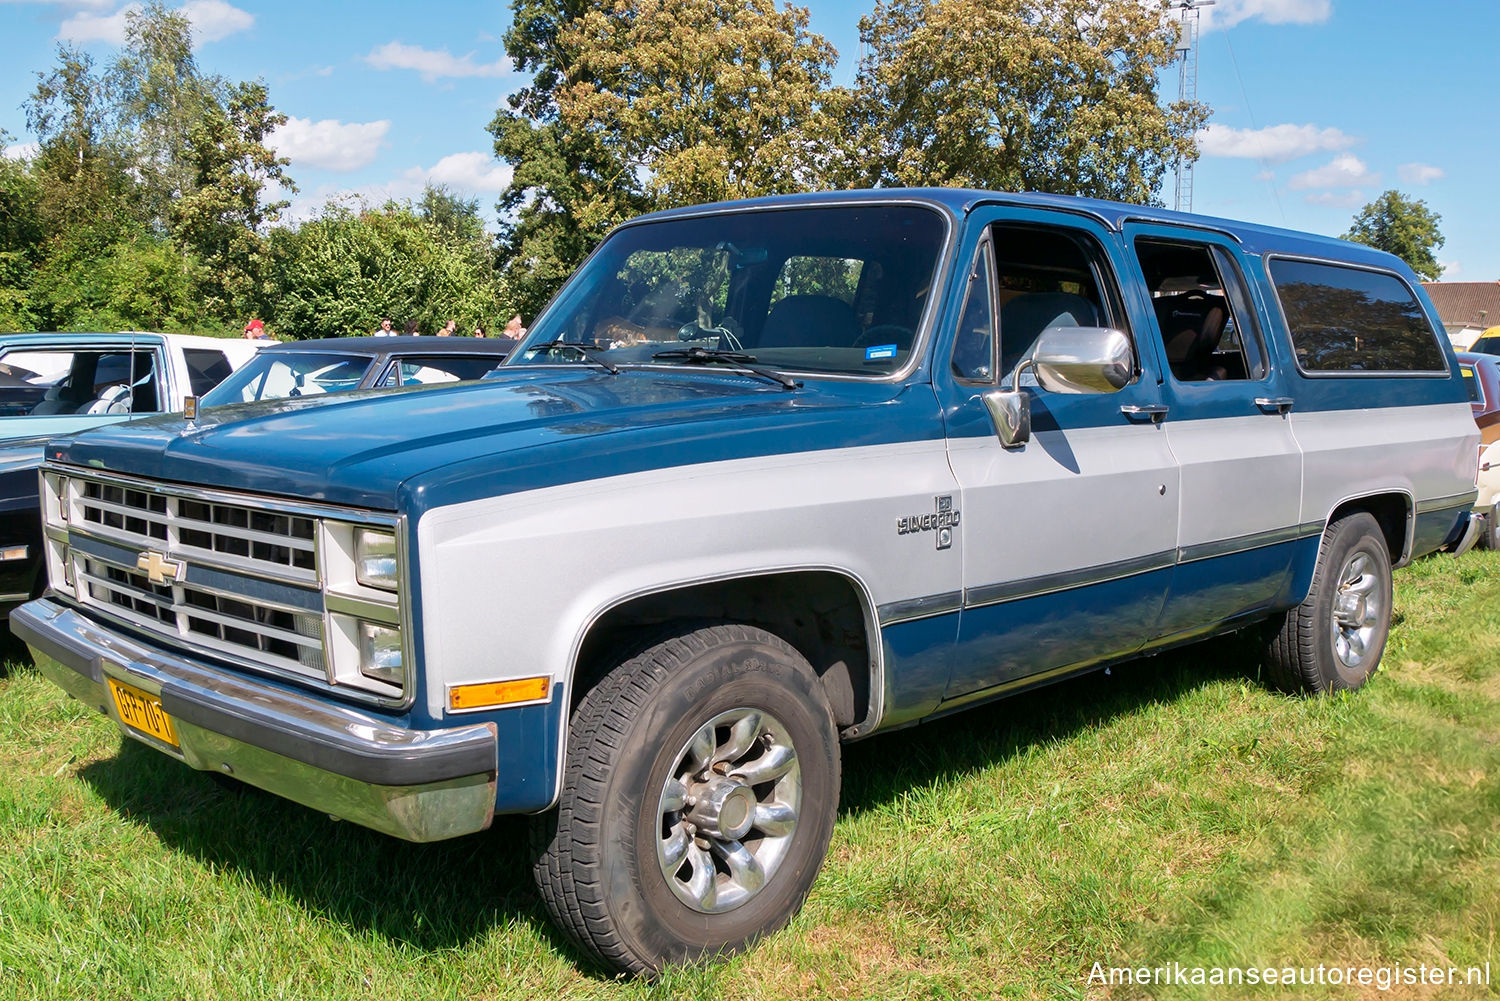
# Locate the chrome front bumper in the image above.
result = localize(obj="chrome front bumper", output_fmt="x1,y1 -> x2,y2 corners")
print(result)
13,598 -> 499,843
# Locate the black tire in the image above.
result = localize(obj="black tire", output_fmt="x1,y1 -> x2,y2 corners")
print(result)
1264,512 -> 1393,694
533,623 -> 840,975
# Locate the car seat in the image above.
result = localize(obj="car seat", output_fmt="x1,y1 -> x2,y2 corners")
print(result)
998,292 -> 1099,377
1154,291 -> 1229,380
758,295 -> 861,349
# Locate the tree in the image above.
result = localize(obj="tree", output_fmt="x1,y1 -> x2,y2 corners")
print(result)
109,2 -> 222,233
25,44 -> 140,250
265,200 -> 504,339
489,0 -> 651,321
845,0 -> 1206,203
169,80 -> 294,319
559,0 -> 841,206
1343,190 -> 1445,282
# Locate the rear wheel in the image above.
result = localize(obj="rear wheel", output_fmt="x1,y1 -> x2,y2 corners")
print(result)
533,623 -> 840,975
1265,512 -> 1393,694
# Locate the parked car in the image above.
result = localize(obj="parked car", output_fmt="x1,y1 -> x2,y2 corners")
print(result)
1465,326 -> 1500,356
0,332 -> 263,617
198,335 -> 513,407
0,332 -> 262,441
14,190 -> 1480,974
1457,350 -> 1500,547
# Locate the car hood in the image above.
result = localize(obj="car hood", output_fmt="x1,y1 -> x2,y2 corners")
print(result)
47,367 -> 929,511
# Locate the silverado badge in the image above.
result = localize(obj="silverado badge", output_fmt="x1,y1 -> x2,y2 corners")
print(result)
897,495 -> 960,550
136,551 -> 183,586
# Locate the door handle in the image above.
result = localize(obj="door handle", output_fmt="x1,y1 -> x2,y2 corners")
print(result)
1254,396 -> 1294,414
1120,404 -> 1169,424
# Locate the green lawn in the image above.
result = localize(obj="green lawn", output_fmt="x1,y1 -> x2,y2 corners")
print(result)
1,553 -> 1497,1000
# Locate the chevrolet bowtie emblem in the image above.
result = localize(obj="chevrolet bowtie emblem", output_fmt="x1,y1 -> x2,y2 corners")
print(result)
136,551 -> 183,586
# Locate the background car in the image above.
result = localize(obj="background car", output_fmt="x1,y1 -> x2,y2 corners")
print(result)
0,332 -> 264,618
1458,350 -> 1500,547
198,335 -> 513,407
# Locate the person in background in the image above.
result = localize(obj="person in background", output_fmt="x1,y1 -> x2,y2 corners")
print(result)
373,317 -> 395,336
243,318 -> 270,340
473,323 -> 487,338
403,319 -> 421,336
503,314 -> 526,339
438,319 -> 457,337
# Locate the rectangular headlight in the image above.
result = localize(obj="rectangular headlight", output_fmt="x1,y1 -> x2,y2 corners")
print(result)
358,620 -> 403,686
354,528 -> 398,591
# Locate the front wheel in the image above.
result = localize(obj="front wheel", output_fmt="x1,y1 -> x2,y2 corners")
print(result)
533,623 -> 840,975
1264,512 -> 1393,694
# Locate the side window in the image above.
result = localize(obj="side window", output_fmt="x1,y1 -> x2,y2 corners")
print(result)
381,355 -> 501,387
951,239 -> 997,381
1461,363 -> 1483,404
1134,238 -> 1266,381
769,256 -> 861,309
1270,259 -> 1447,373
6,349 -> 162,416
183,348 -> 233,396
989,224 -> 1127,384
89,350 -> 162,413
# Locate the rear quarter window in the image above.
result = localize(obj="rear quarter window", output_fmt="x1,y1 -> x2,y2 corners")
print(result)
1269,258 -> 1447,373
183,348 -> 233,396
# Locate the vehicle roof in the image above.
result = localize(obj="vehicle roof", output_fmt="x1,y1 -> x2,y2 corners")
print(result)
628,188 -> 1410,276
253,335 -> 515,356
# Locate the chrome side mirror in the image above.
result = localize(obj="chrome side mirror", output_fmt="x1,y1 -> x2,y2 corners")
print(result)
1027,326 -> 1133,395
983,389 -> 1030,449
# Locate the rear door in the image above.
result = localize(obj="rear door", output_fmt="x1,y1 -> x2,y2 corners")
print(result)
937,207 -> 1180,702
1122,223 -> 1303,638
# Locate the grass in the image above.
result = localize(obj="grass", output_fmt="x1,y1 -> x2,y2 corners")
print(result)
1,552 -> 1497,999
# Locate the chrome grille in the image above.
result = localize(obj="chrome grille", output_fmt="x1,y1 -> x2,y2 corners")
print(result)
78,480 -> 317,583
51,468 -> 407,708
78,553 -> 326,680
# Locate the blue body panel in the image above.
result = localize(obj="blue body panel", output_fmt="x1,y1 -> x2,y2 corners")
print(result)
50,370 -> 942,512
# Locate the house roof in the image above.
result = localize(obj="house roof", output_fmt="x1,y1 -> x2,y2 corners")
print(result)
1422,281 -> 1500,329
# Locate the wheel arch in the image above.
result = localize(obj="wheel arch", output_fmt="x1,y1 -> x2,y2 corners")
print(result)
565,566 -> 884,738
1323,490 -> 1412,566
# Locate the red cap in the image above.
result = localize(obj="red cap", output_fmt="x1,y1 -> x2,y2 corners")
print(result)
244,318 -> 264,332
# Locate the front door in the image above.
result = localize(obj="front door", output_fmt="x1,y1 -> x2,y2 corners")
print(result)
938,209 -> 1180,702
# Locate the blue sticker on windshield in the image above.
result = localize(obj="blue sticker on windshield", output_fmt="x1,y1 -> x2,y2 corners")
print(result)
864,344 -> 898,361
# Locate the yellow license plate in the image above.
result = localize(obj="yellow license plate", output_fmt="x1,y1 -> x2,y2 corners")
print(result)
107,677 -> 180,748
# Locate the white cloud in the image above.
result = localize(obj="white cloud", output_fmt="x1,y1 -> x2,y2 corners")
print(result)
57,0 -> 252,45
284,152 -> 513,225
365,41 -> 512,83
1199,0 -> 1333,32
270,116 -> 390,172
1289,154 -> 1379,190
1398,162 -> 1445,186
3,142 -> 39,161
1197,123 -> 1358,164
57,5 -> 131,42
1305,189 -> 1368,209
1439,260 -> 1462,278
178,0 -> 251,42
414,152 -> 511,192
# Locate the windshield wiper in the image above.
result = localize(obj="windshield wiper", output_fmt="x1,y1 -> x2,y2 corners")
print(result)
523,340 -> 619,375
651,346 -> 800,391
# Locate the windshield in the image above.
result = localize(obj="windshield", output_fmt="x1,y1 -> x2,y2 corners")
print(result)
510,204 -> 948,377
201,351 -> 373,406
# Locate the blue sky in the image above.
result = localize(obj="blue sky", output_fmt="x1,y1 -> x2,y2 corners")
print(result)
1,0 -> 1496,282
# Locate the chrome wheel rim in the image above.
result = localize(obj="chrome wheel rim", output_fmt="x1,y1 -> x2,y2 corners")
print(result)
1331,549 -> 1383,669
655,707 -> 801,914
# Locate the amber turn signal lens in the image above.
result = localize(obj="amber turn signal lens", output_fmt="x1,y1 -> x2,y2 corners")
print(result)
449,676 -> 550,712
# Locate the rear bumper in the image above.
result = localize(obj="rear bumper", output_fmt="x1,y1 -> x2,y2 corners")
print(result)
13,597 -> 498,842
